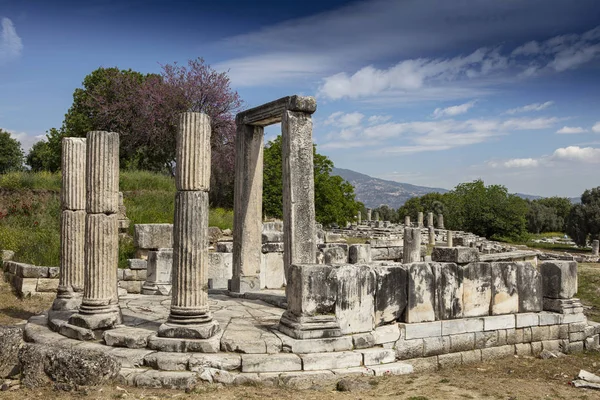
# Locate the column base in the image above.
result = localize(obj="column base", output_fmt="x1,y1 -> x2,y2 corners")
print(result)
51,296 -> 81,311
278,311 -> 341,339
228,276 -> 260,294
68,304 -> 122,330
157,319 -> 220,339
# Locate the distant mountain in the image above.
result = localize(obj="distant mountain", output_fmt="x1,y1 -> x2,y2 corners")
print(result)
514,193 -> 543,201
332,167 -> 448,209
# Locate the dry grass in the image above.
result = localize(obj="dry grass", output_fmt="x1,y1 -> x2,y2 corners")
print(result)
0,277 -> 51,325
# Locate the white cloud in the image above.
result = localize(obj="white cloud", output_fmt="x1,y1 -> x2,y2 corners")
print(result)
432,100 -> 476,119
0,127 -> 44,153
488,158 -> 540,168
505,101 -> 554,114
324,111 -> 364,128
502,117 -> 560,130
367,115 -> 392,125
551,146 -> 600,163
593,122 -> 600,133
556,126 -> 587,134
0,18 -> 22,64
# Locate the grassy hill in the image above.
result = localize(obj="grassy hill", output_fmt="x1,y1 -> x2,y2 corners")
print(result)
0,171 -> 233,268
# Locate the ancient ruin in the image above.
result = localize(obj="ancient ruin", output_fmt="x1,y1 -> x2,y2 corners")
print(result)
2,95 -> 600,389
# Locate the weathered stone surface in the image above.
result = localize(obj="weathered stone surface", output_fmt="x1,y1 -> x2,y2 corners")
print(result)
516,313 -> 539,328
461,262 -> 492,317
352,332 -> 374,349
333,264 -> 376,334
208,252 -> 233,289
143,249 -> 173,294
128,259 -> 147,270
274,331 -> 353,353
260,252 -> 285,289
322,247 -> 347,264
490,262 -> 519,315
143,352 -> 190,371
423,336 -> 450,356
541,261 -> 577,299
175,112 -> 211,190
103,327 -> 153,349
517,262 -> 543,312
133,370 -> 198,389
480,345 -> 515,361
348,244 -> 371,264
369,362 -> 413,376
207,226 -> 223,244
403,228 -> 421,263
86,131 -> 119,214
188,353 -> 241,371
441,318 -> 483,335
449,333 -> 475,352
216,241 -> 234,253
483,315 -> 515,331
147,334 -> 220,353
432,247 -> 480,264
359,348 -> 396,365
373,264 -> 407,325
434,263 -> 463,320
403,321 -> 442,339
61,137 -> 86,211
373,324 -> 401,345
395,338 -> 424,359
406,263 -> 437,323
0,326 -> 23,378
241,353 -> 301,373
134,224 -> 173,250
301,351 -> 362,371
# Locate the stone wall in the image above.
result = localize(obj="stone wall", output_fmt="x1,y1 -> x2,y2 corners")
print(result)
2,261 -> 59,297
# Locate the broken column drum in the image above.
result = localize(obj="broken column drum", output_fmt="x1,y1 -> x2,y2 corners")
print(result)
357,211 -> 361,225
232,95 -> 317,293
374,211 -> 380,222
417,212 -> 424,228
69,131 -> 121,330
447,231 -> 453,247
428,226 -> 435,245
367,208 -> 372,222
592,240 -> 599,257
53,138 -> 86,311
427,212 -> 434,228
404,215 -> 411,227
158,112 -> 219,339
403,227 -> 421,263
437,213 -> 445,229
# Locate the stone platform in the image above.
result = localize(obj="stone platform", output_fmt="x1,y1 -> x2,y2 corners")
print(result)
22,291 -> 600,389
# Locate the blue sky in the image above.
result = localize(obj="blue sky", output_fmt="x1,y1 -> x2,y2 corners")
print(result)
1,0 -> 600,197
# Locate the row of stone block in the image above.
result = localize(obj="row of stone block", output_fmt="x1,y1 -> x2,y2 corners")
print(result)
3,272 -> 58,296
2,261 -> 59,278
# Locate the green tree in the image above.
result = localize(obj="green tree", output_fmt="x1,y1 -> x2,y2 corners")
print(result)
566,187 -> 600,246
262,135 -> 363,226
397,192 -> 447,225
373,205 -> 398,223
0,129 -> 24,173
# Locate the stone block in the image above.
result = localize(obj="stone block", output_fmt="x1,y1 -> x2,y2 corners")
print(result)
449,333 -> 475,352
423,336 -> 450,356
373,324 -> 401,345
123,269 -> 137,281
188,353 -> 241,371
86,131 -> 119,213
143,353 -> 190,371
484,315 -> 515,331
403,321 -> 442,339
516,313 -> 539,328
368,362 -> 413,376
404,356 -> 438,373
133,370 -> 198,390
241,354 -> 301,373
539,312 -> 563,326
332,264 -> 376,334
406,262 -> 437,323
48,267 -> 59,279
273,332 -> 353,354
260,252 -> 285,289
542,340 -> 562,352
531,326 -> 551,342
395,338 -> 424,360
147,334 -> 220,353
216,241 -> 234,253
434,263 -> 463,320
262,231 -> 284,243
352,332 -> 375,349
128,259 -> 147,270
475,331 -> 498,349
349,244 -> 371,264
301,351 -> 362,371
567,341 -> 584,353
134,224 -> 173,250
517,262 -> 543,312
441,318 -> 483,335
14,277 -> 38,296
15,263 -> 48,278
570,321 -> 588,333
373,264 -> 407,325
490,262 -> 519,315
481,345 -> 514,361
563,313 -> 586,323
36,278 -> 58,292
359,348 -> 396,365
461,263 -> 492,317
104,327 -> 153,349
461,349 -> 482,364
585,335 -> 600,350
531,341 -> 543,355
262,242 -> 284,253
207,252 -> 232,289
431,247 -> 480,264
515,343 -> 532,356
119,280 -> 142,294
541,261 -> 577,299
438,353 -> 462,368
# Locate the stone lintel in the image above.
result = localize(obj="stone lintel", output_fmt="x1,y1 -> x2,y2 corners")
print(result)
236,95 -> 317,127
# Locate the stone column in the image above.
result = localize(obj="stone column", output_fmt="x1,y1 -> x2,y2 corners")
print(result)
437,213 -> 445,229
53,138 -> 86,311
447,231 -> 453,248
231,124 -> 263,293
417,212 -> 424,228
159,112 -> 219,339
69,131 -> 121,330
374,211 -> 380,222
282,109 -> 317,282
404,215 -> 411,226
403,227 -> 421,263
428,226 -> 435,245
357,211 -> 361,225
427,212 -> 434,228
592,240 -> 599,257
367,208 -> 372,222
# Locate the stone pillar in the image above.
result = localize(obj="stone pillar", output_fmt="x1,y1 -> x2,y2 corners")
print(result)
231,123 -> 263,293
159,113 -> 219,339
374,211 -> 380,222
282,110 -> 317,282
427,212 -> 434,228
403,227 -> 421,263
367,208 -> 372,222
404,215 -> 411,227
417,212 -> 424,228
357,211 -> 361,225
592,240 -> 599,257
53,138 -> 86,311
447,231 -> 453,248
69,131 -> 121,330
437,213 -> 445,229
428,226 -> 435,245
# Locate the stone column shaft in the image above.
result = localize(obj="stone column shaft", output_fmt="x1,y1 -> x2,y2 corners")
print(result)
428,226 -> 435,245
374,211 -> 379,221
403,227 -> 421,263
447,231 -> 453,248
592,240 -> 599,257
232,124 -> 263,292
437,213 -> 445,229
404,215 -> 411,227
282,110 -> 317,276
417,212 -> 424,228
357,211 -> 361,225
427,212 -> 434,228
367,208 -> 372,222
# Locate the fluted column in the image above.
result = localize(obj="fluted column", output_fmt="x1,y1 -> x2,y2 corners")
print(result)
158,112 -> 219,339
69,131 -> 121,330
53,138 -> 86,311
403,227 -> 421,263
417,212 -> 424,228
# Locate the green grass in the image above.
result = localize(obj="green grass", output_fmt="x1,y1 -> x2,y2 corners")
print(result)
577,263 -> 600,322
1,171 -> 233,267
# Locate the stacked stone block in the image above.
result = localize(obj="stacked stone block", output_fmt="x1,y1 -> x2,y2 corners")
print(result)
68,131 -> 121,331
53,138 -> 86,311
158,112 -> 219,340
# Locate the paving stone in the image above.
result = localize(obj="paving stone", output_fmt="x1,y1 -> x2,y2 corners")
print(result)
403,321 -> 441,339
483,315 -> 515,331
188,353 -> 241,371
241,353 -> 301,373
395,338 -> 424,360
133,370 -> 197,389
441,318 -> 483,335
301,351 -> 362,371
358,348 -> 396,365
144,352 -> 190,371
438,352 -> 462,368
103,327 -> 153,349
516,313 -> 539,328
147,333 -> 220,353
481,345 -> 514,361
